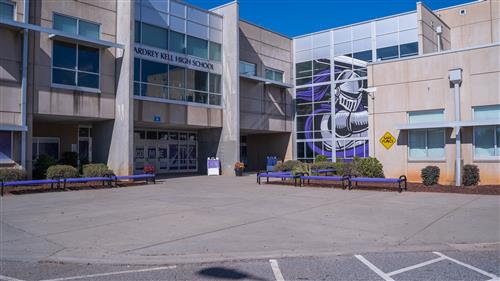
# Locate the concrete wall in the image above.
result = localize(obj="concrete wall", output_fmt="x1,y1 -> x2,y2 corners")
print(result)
134,100 -> 222,128
435,0 -> 499,49
239,21 -> 293,132
0,27 -> 22,126
368,44 -> 500,185
211,2 -> 240,175
30,0 -> 116,119
417,3 -> 451,54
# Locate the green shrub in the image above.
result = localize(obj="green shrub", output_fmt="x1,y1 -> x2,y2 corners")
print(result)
421,166 -> 440,186
46,165 -> 79,179
82,163 -> 114,177
33,154 -> 57,179
462,164 -> 480,186
273,160 -> 304,172
337,161 -> 359,177
353,157 -> 385,178
59,151 -> 78,167
314,154 -> 328,163
310,161 -> 336,171
0,168 -> 27,182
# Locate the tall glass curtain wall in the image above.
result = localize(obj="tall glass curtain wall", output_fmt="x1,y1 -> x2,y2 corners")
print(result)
134,0 -> 223,106
294,13 -> 418,162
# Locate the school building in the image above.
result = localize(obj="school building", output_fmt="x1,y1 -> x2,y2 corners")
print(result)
0,0 -> 498,184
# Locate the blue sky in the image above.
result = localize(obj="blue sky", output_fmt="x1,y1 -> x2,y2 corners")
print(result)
186,0 -> 473,37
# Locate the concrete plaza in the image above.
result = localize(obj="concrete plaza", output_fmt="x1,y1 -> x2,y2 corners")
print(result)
1,175 -> 499,265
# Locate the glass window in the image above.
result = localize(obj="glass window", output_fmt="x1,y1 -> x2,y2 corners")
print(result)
141,59 -> 168,86
409,110 -> 444,123
0,2 -> 14,20
52,41 -> 100,89
53,14 -> 77,35
313,59 -> 330,76
265,69 -> 284,82
376,46 -> 399,61
409,129 -> 445,159
134,58 -> 141,82
78,45 -> 99,73
186,69 -> 208,91
240,61 -> 256,76
296,61 -> 312,78
168,65 -> 185,88
142,23 -> 168,49
134,21 -> 141,43
334,27 -> 351,43
352,22 -> 371,40
376,17 -> 398,35
53,41 -> 77,69
209,41 -> 221,61
53,14 -> 99,39
474,105 -> 500,120
187,35 -> 208,59
169,30 -> 186,54
474,126 -> 496,158
400,42 -> 418,57
0,131 -> 12,162
33,138 -> 60,160
209,73 -> 221,93
79,20 -> 100,40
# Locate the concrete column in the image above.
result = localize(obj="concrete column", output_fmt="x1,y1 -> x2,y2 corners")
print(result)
108,1 -> 134,175
211,3 -> 240,175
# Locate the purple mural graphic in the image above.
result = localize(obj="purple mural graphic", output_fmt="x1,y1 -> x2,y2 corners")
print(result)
297,66 -> 369,159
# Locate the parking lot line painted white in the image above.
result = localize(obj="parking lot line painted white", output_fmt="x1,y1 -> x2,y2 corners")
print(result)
387,256 -> 446,276
269,259 -> 285,281
0,275 -> 26,281
39,265 -> 177,281
354,255 -> 395,281
433,251 -> 499,279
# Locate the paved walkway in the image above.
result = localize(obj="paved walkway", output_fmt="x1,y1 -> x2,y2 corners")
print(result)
1,175 -> 499,265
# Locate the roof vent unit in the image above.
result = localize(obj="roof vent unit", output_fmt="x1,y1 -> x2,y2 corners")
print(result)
459,9 -> 467,15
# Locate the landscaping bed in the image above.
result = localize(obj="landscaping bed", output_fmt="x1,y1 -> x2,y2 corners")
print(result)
267,180 -> 500,195
1,181 -> 146,196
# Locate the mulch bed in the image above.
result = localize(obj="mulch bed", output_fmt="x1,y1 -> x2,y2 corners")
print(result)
1,182 -> 147,196
267,180 -> 500,195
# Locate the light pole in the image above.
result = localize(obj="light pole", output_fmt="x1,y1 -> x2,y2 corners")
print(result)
449,68 -> 463,187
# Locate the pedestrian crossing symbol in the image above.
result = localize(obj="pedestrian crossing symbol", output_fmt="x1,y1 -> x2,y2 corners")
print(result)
379,131 -> 396,150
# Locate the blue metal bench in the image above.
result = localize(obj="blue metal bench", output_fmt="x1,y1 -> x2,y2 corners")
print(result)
1,179 -> 61,196
348,175 -> 407,192
300,175 -> 349,189
62,176 -> 113,188
113,174 -> 156,184
266,156 -> 278,172
311,168 -> 337,176
257,171 -> 301,186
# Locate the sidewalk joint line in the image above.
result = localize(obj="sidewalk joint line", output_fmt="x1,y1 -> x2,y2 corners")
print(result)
0,274 -> 26,281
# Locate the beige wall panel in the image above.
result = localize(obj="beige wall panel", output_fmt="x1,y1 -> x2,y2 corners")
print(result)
40,0 -> 117,37
468,45 -> 500,74
240,97 -> 262,112
372,84 -> 408,114
78,0 -> 117,12
33,65 -> 51,87
372,60 -> 408,85
49,91 -> 76,116
0,29 -> 21,61
101,49 -> 116,77
0,85 -> 21,112
168,104 -> 187,124
100,73 -> 116,95
209,108 -> 222,127
461,21 -> 492,47
35,89 -> 51,114
406,79 -> 448,112
99,95 -> 115,119
139,101 -> 167,123
436,1 -> 491,27
0,112 -> 20,126
492,19 -> 500,43
35,32 -> 52,68
75,93 -> 100,117
0,59 -> 21,82
187,106 -> 209,127
467,72 -> 500,107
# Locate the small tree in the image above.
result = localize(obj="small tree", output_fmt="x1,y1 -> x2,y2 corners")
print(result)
33,154 -> 57,179
314,154 -> 329,163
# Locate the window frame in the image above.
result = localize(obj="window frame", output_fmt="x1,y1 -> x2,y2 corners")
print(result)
0,131 -> 14,164
51,41 -> 101,93
52,12 -> 101,39
0,0 -> 16,21
265,68 -> 284,82
408,128 -> 446,161
32,137 -> 61,161
472,106 -> 500,160
239,60 -> 257,76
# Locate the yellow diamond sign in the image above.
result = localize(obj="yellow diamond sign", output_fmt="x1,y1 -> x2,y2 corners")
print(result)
379,131 -> 396,150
